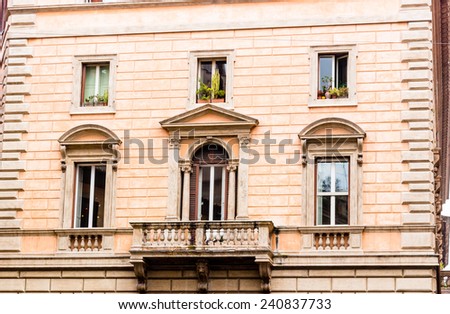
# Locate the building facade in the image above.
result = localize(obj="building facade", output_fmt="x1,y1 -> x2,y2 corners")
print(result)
0,0 -> 441,293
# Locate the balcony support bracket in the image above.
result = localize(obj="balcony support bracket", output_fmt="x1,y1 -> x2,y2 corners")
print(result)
196,259 -> 209,293
258,261 -> 272,293
132,259 -> 148,294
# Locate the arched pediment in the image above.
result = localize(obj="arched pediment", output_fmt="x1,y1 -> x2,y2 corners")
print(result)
58,124 -> 121,145
298,117 -> 365,166
298,117 -> 365,139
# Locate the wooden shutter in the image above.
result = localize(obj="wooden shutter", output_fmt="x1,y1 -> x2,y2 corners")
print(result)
189,164 -> 198,220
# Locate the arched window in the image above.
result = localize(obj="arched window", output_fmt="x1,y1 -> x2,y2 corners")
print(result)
190,143 -> 230,221
299,117 -> 365,227
160,104 -> 258,222
58,124 -> 121,229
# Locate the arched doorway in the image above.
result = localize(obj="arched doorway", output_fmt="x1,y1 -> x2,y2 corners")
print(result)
190,143 -> 230,221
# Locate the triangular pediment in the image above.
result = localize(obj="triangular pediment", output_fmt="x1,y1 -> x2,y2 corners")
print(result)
160,104 -> 258,137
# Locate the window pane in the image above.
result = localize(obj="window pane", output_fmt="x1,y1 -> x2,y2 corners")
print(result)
98,65 -> 109,97
317,162 -> 331,192
84,65 -> 97,100
200,167 -> 211,220
76,166 -> 92,228
93,166 -> 106,228
337,56 -> 348,88
212,167 -> 223,220
199,61 -> 212,86
216,60 -> 227,93
335,195 -> 349,224
319,56 -> 333,91
335,162 -> 349,192
317,196 -> 331,225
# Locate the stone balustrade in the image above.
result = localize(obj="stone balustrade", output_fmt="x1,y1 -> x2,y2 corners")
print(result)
55,229 -> 114,253
130,221 -> 273,252
69,234 -> 103,251
299,226 -> 364,252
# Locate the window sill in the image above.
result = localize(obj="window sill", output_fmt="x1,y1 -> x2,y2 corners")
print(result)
308,97 -> 357,108
70,106 -> 116,115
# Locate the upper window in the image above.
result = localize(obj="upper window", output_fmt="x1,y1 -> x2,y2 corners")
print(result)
189,51 -> 234,110
71,55 -> 117,114
81,63 -> 110,107
318,53 -> 348,99
197,59 -> 227,104
309,46 -> 357,107
316,159 -> 349,225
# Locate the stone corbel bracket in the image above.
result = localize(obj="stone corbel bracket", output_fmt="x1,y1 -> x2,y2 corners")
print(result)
256,255 -> 273,293
60,145 -> 67,172
357,137 -> 363,165
196,259 -> 209,293
131,258 -> 148,294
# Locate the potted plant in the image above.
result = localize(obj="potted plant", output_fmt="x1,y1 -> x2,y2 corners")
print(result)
329,87 -> 339,99
84,90 -> 108,106
211,70 -> 225,103
338,86 -> 348,98
321,76 -> 333,99
97,90 -> 108,106
196,82 -> 212,103
214,89 -> 226,102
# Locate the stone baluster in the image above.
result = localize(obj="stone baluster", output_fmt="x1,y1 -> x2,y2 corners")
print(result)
340,233 -> 346,250
332,233 -> 338,250
93,235 -> 99,251
80,236 -> 86,251
87,235 -> 93,251
317,233 -> 323,250
325,233 -> 331,250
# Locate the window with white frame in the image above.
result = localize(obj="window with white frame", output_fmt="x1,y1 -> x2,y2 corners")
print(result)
189,51 -> 234,109
71,55 -> 117,113
309,46 -> 356,106
316,158 -> 349,225
196,59 -> 227,103
318,53 -> 348,99
299,117 -> 365,227
74,164 -> 107,228
81,63 -> 110,107
59,124 -> 121,230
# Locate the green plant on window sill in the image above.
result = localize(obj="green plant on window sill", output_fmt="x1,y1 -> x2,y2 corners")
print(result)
338,85 -> 348,98
84,91 -> 109,106
321,76 -> 333,99
321,76 -> 333,92
211,70 -> 225,103
196,81 -> 213,103
328,87 -> 339,98
196,72 -> 226,104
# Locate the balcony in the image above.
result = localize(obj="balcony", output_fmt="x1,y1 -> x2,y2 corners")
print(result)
129,220 -> 274,293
